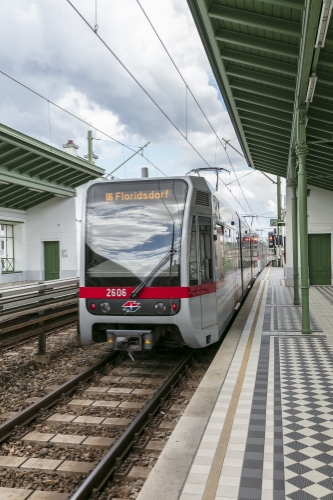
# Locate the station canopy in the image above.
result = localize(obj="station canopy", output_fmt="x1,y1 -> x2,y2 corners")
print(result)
187,0 -> 333,191
0,123 -> 104,210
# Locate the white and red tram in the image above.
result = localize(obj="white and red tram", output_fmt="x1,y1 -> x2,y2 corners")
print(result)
79,176 -> 271,353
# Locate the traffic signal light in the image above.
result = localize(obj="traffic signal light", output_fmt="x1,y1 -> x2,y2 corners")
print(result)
268,232 -> 275,248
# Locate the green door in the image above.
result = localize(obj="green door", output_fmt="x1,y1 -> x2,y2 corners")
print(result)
308,234 -> 331,285
44,241 -> 60,281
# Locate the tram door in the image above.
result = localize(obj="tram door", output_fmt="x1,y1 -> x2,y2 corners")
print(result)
198,216 -> 217,329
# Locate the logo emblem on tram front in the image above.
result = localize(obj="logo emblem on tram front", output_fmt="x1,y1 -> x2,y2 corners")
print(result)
122,300 -> 141,313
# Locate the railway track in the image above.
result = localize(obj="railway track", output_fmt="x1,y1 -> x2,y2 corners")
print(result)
0,346 -> 203,499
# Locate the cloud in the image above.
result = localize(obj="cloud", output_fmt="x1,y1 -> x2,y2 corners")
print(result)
0,0 -> 283,234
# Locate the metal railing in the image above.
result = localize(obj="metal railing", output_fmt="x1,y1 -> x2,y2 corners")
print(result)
0,278 -> 79,346
1,258 -> 14,272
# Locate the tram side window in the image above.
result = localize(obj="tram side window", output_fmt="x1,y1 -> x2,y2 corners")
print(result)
198,216 -> 213,282
189,216 -> 198,285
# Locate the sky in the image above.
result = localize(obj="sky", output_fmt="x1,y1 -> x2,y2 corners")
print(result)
0,0 -> 284,234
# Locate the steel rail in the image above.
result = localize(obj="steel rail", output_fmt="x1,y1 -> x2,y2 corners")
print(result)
0,352 -> 117,443
70,349 -> 194,500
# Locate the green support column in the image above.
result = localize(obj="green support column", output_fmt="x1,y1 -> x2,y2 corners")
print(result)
290,156 -> 300,305
277,176 -> 281,266
88,130 -> 93,164
296,106 -> 311,334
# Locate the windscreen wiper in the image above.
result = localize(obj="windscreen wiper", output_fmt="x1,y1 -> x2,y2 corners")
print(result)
130,248 -> 177,299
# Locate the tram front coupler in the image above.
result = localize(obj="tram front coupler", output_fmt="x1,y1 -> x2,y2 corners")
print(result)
106,329 -> 154,355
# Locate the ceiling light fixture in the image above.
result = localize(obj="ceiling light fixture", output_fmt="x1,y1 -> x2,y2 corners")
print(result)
28,188 -> 44,193
305,73 -> 318,103
0,180 -> 9,185
315,0 -> 333,48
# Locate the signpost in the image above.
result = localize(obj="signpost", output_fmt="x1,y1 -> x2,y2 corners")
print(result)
270,219 -> 278,226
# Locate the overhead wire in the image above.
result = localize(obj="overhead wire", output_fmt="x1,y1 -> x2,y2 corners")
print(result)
225,170 -> 255,185
66,0 -> 226,172
134,0 -> 261,219
0,69 -> 167,177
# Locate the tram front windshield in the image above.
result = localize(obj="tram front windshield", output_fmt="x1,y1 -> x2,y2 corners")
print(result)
85,180 -> 187,287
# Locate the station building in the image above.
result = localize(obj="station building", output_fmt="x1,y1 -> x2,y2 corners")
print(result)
0,123 -> 104,285
285,185 -> 333,287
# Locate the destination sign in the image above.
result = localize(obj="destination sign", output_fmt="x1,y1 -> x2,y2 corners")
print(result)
105,190 -> 170,201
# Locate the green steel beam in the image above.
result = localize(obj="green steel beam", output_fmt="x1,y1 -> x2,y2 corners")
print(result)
307,120 -> 333,135
208,4 -> 302,36
305,162 -> 333,176
0,141 -> 13,153
247,138 -> 288,156
296,106 -> 310,334
0,123 -> 104,177
289,155 -> 300,305
229,80 -> 294,103
314,87 -> 333,102
307,148 -> 333,162
225,67 -> 295,90
0,167 -> 75,197
251,153 -> 286,169
0,187 -> 27,204
316,70 -> 333,86
238,104 -> 291,123
244,130 -> 289,147
239,112 -> 292,132
1,189 -> 47,206
247,137 -> 289,155
306,160 -> 333,173
0,149 -> 30,168
311,143 -> 333,154
20,160 -> 56,176
221,50 -> 297,76
259,0 -> 304,9
71,174 -> 92,188
19,194 -> 54,210
252,161 -> 286,175
215,29 -> 299,58
308,178 -> 333,188
72,174 -> 95,187
318,53 -> 333,69
250,150 -> 288,165
242,121 -> 291,139
311,101 -> 333,115
233,91 -> 293,114
251,150 -> 286,165
46,168 -> 81,184
9,155 -> 46,172
253,166 -> 286,177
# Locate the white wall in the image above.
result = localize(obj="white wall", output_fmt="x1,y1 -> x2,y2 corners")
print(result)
285,185 -> 333,285
25,197 -> 78,281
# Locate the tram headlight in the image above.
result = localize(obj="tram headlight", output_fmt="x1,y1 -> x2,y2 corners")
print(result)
155,302 -> 166,312
100,302 -> 111,313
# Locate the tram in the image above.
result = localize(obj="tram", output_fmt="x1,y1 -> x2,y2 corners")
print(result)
79,176 -> 271,354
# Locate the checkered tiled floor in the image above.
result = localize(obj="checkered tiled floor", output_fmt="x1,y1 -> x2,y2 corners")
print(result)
179,268 -> 333,500
281,336 -> 333,499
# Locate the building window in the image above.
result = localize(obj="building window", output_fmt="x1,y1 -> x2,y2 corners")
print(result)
1,224 -> 14,273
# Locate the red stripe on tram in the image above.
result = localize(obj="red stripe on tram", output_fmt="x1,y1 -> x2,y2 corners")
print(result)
79,283 -> 216,300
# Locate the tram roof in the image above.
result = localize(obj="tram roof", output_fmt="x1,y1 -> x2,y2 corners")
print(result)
0,123 -> 104,210
187,0 -> 333,191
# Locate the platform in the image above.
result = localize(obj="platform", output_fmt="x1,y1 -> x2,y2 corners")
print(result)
138,267 -> 333,500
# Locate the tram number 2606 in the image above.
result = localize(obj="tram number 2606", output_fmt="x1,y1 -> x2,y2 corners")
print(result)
106,288 -> 127,297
